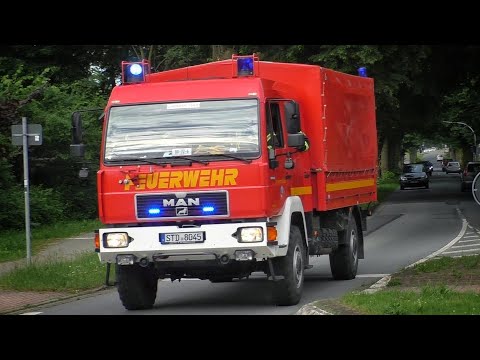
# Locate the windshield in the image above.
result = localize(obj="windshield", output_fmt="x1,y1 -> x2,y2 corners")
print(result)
104,99 -> 259,162
403,164 -> 424,173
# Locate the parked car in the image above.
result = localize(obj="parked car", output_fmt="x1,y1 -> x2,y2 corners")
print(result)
400,163 -> 430,190
419,160 -> 433,176
445,161 -> 462,174
461,161 -> 480,192
437,154 -> 444,161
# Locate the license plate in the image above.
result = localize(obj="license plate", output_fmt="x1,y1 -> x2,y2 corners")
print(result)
160,231 -> 205,244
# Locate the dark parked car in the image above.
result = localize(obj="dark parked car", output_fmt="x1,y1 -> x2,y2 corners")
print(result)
419,160 -> 433,176
461,161 -> 480,192
400,163 -> 430,190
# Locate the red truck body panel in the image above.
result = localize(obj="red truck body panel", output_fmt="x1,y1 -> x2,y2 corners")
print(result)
98,58 -> 377,224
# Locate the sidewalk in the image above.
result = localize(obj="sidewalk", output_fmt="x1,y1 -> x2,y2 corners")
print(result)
0,233 -> 95,314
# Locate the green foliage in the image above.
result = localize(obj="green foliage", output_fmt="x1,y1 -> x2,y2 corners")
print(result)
0,185 -> 65,230
379,170 -> 399,183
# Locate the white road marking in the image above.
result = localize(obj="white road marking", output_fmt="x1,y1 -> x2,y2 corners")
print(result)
356,274 -> 390,278
459,239 -> 480,243
462,235 -> 479,239
449,244 -> 480,249
406,208 -> 468,268
441,248 -> 480,255
20,312 -> 43,315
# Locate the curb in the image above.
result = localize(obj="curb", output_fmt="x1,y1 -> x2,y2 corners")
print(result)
2,286 -> 110,315
295,303 -> 332,315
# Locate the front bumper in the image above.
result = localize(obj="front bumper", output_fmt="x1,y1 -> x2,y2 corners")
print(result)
99,222 -> 280,264
400,179 -> 428,187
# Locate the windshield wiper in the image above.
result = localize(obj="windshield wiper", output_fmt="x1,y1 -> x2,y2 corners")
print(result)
203,154 -> 252,164
161,156 -> 210,165
105,157 -> 167,166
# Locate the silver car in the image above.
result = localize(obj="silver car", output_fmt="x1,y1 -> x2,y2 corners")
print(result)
445,161 -> 462,174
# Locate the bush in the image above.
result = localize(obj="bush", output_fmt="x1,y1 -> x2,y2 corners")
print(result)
0,185 -> 66,230
379,170 -> 399,183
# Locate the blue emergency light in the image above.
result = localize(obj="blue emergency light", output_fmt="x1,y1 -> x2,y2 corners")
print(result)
121,60 -> 151,84
358,67 -> 368,77
148,208 -> 161,215
237,57 -> 254,76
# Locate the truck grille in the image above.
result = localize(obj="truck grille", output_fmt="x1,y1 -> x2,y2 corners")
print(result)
135,191 -> 229,219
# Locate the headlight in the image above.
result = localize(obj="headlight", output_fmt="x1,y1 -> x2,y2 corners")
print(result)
103,232 -> 130,248
400,176 -> 407,181
237,227 -> 263,243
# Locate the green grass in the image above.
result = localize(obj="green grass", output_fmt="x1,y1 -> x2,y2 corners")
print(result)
0,252 -> 111,292
377,182 -> 399,202
342,286 -> 480,315
412,255 -> 480,274
0,219 -> 102,263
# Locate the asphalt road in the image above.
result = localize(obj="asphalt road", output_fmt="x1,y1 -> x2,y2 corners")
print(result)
37,150 -> 479,315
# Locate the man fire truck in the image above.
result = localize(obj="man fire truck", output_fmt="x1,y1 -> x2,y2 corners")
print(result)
71,55 -> 377,310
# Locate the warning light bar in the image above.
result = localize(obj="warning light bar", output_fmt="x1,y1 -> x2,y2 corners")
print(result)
232,54 -> 259,77
121,59 -> 151,84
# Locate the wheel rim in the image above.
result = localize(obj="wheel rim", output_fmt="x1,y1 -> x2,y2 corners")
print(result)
350,229 -> 358,263
293,244 -> 304,288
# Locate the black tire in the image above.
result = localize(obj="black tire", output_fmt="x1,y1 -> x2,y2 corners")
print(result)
461,183 -> 466,192
209,276 -> 234,283
273,225 -> 305,306
425,182 -> 429,189
400,185 -> 405,190
116,264 -> 158,310
329,214 -> 359,280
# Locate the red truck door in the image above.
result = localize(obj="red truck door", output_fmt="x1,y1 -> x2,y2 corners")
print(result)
266,101 -> 291,214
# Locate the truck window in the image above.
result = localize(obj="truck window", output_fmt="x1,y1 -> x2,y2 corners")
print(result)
267,102 -> 284,148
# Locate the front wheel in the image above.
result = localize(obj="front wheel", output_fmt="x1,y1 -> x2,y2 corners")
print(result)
329,213 -> 359,280
116,264 -> 158,310
273,225 -> 305,306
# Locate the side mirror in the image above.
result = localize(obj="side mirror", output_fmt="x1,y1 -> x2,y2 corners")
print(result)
70,144 -> 85,158
72,112 -> 83,144
268,148 -> 278,169
284,101 -> 300,134
78,167 -> 89,178
288,133 -> 305,148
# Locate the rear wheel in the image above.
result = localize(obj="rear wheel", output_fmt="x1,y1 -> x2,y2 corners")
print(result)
329,214 -> 359,280
116,264 -> 158,310
273,225 -> 305,306
425,182 -> 429,189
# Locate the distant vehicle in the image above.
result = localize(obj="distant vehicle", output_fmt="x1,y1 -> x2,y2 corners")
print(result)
419,160 -> 433,176
437,154 -> 444,161
400,163 -> 429,190
442,158 -> 453,172
461,161 -> 480,192
445,161 -> 462,174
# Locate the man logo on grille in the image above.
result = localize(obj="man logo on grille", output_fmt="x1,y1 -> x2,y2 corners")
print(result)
176,207 -> 188,216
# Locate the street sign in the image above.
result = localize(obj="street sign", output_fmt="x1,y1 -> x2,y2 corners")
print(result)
11,124 -> 43,146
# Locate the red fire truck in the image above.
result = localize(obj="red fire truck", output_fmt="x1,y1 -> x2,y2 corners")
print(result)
71,55 -> 377,310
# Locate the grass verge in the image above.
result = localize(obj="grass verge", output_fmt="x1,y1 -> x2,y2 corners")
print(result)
340,255 -> 480,315
0,219 -> 102,263
0,252 -> 110,293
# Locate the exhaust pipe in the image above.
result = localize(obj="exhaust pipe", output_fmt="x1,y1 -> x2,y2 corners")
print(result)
139,257 -> 149,267
219,254 -> 230,265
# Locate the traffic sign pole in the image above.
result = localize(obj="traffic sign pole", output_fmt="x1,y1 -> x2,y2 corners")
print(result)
22,117 -> 32,265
